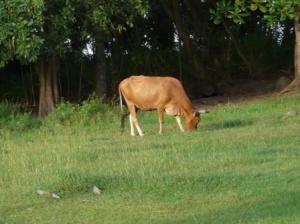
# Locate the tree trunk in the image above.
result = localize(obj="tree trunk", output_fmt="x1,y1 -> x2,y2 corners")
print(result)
94,31 -> 107,101
161,0 -> 204,79
35,56 -> 59,117
281,4 -> 300,94
29,64 -> 37,107
78,61 -> 83,101
222,20 -> 253,76
20,65 -> 29,105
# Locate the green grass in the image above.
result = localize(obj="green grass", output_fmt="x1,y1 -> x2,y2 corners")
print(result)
1,95 -> 300,224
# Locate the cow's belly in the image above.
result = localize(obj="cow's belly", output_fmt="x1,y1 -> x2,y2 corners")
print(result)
135,103 -> 157,111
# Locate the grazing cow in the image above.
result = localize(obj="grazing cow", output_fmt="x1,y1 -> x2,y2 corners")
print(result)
119,75 -> 200,136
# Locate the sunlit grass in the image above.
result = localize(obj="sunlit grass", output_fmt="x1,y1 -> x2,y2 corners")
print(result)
1,94 -> 300,224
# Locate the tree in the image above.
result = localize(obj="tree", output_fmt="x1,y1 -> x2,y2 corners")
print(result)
210,0 -> 300,93
161,0 -> 206,80
0,0 -> 148,116
0,0 -> 77,116
71,0 -> 148,100
0,1 -> 43,67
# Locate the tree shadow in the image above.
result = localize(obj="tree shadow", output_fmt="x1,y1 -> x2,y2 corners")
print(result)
203,118 -> 254,131
157,190 -> 300,224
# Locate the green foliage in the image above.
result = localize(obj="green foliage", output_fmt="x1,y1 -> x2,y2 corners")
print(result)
87,0 -> 148,32
43,94 -> 119,128
263,0 -> 295,24
110,47 -> 182,78
0,95 -> 120,134
0,0 -> 148,66
0,102 -> 41,133
78,94 -> 118,125
41,0 -> 76,55
210,0 -> 297,25
0,0 -> 44,67
210,0 -> 249,24
43,101 -> 77,127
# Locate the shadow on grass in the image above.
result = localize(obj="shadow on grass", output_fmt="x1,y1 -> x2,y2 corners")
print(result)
53,171 -> 227,195
53,170 -> 265,197
160,191 -> 300,224
203,118 -> 254,131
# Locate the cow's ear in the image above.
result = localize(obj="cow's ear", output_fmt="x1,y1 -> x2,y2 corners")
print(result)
194,111 -> 200,117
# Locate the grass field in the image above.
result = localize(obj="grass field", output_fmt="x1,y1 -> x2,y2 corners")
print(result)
1,95 -> 300,224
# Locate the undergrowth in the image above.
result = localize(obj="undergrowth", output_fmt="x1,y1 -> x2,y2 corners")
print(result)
0,95 -> 120,134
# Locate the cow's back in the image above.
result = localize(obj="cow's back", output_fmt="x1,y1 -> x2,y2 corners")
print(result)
119,76 -> 191,111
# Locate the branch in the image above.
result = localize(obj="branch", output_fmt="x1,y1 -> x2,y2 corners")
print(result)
222,20 -> 252,75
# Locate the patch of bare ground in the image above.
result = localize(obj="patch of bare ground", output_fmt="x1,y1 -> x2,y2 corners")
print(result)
193,79 -> 280,110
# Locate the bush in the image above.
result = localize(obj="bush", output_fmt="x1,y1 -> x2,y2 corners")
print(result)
0,102 -> 41,133
0,95 -> 120,133
43,94 -> 119,129
78,94 -> 119,126
43,101 -> 77,127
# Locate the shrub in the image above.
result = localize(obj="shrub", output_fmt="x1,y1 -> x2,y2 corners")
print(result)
43,94 -> 119,129
78,94 -> 119,126
43,101 -> 77,127
0,102 -> 41,133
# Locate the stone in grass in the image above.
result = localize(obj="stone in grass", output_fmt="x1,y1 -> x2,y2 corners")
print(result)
92,185 -> 102,195
37,190 -> 60,199
281,109 -> 300,120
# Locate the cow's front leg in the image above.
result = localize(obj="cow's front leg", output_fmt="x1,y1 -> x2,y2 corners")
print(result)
175,116 -> 185,132
157,108 -> 164,134
134,119 -> 144,136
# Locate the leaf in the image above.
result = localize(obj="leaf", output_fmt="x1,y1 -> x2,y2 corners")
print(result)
259,5 -> 267,13
213,17 -> 222,25
235,0 -> 242,6
209,9 -> 215,14
250,4 -> 258,11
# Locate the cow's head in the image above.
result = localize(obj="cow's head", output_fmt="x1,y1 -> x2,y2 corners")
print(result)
185,111 -> 201,131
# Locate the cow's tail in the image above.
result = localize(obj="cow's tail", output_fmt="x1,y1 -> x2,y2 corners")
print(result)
119,87 -> 127,131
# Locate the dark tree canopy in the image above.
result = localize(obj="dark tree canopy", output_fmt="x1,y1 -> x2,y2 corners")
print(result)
0,0 -> 298,113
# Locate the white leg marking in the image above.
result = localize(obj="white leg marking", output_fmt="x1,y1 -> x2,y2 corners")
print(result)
129,114 -> 136,136
130,115 -> 144,136
159,121 -> 163,134
175,116 -> 185,132
134,121 -> 144,136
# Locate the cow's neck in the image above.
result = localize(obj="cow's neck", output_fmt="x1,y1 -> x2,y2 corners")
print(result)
181,101 -> 194,119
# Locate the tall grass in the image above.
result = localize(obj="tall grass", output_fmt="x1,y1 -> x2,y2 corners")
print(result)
0,94 -> 300,224
0,102 -> 41,134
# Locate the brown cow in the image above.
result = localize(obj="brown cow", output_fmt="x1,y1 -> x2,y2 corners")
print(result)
119,75 -> 200,136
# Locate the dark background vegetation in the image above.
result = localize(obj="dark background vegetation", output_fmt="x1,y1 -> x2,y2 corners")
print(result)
0,0 -> 296,113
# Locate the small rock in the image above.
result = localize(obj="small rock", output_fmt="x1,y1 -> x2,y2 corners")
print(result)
281,110 -> 299,120
92,186 -> 102,195
49,192 -> 60,199
37,189 -> 47,196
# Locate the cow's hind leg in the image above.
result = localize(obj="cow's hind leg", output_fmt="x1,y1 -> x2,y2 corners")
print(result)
128,105 -> 144,136
175,116 -> 185,132
157,108 -> 164,134
129,114 -> 136,136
